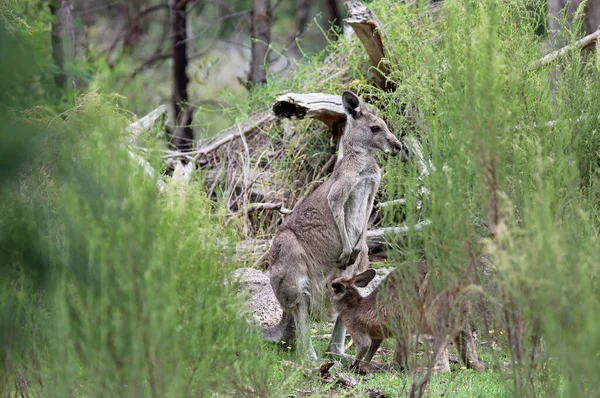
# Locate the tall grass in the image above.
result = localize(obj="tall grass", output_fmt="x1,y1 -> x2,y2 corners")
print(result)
367,0 -> 599,396
0,28 -> 276,396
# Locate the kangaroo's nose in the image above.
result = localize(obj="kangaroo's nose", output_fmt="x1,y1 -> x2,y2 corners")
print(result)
391,142 -> 403,156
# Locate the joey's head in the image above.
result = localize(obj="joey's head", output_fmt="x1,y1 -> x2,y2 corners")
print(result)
341,91 -> 403,156
327,269 -> 377,308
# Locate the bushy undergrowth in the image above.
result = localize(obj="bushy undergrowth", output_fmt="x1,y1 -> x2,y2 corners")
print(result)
0,30 -> 276,397
238,0 -> 599,396
373,1 -> 599,396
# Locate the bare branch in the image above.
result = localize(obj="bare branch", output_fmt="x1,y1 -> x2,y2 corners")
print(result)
194,111 -> 275,160
126,104 -> 168,145
530,29 -> 600,70
104,4 -> 169,62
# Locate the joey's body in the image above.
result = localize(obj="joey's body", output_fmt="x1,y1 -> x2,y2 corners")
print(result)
328,266 -> 485,373
266,91 -> 402,362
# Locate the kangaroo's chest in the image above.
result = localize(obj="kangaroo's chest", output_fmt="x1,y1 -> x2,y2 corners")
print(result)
344,173 -> 380,245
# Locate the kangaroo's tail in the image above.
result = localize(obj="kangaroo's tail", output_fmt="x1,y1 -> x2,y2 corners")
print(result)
263,311 -> 296,345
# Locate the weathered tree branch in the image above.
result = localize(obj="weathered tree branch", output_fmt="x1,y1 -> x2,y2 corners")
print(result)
530,29 -> 600,70
377,198 -> 406,208
124,107 -> 172,192
243,202 -> 293,215
366,220 -> 431,245
344,1 -> 395,91
193,111 -> 275,162
126,104 -> 168,145
272,92 -> 346,126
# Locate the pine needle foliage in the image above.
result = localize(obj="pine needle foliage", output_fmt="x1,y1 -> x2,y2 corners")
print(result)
0,29 -> 275,397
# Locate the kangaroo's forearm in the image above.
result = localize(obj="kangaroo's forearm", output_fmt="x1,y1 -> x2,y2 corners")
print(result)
333,209 -> 351,251
328,180 -> 354,252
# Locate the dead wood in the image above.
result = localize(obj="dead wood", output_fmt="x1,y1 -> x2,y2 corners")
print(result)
272,92 -> 346,126
366,220 -> 431,245
530,29 -> 600,70
240,202 -> 293,215
124,106 -> 172,192
377,198 -> 407,208
193,111 -> 275,162
344,1 -> 395,91
126,149 -> 166,192
126,104 -> 168,145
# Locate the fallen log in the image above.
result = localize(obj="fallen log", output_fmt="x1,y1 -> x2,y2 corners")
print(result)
272,92 -> 346,126
344,1 -> 395,91
377,198 -> 407,208
126,149 -> 166,192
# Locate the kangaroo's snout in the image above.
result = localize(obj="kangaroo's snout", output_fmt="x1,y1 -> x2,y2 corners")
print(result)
391,141 -> 403,156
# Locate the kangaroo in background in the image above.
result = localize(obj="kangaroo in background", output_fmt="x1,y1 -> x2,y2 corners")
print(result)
327,265 -> 486,373
265,91 -> 403,362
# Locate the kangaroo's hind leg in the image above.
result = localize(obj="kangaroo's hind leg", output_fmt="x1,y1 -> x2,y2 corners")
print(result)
293,295 -> 318,363
326,316 -> 346,355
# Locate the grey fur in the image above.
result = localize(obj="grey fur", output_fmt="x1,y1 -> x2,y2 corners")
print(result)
265,91 -> 402,362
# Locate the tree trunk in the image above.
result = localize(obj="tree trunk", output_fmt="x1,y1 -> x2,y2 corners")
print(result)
170,0 -> 194,152
49,0 -> 76,90
323,0 -> 343,36
548,0 -> 600,46
289,0 -> 312,58
249,0 -> 271,84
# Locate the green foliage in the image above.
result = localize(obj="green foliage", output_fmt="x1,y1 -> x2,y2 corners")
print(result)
362,0 -> 599,396
3,0 -> 600,396
0,28 -> 277,396
240,0 -> 600,395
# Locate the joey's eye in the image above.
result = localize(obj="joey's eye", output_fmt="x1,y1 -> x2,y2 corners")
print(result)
370,126 -> 381,133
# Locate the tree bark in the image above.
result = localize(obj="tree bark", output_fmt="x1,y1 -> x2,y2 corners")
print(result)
49,0 -> 76,90
249,0 -> 271,84
548,0 -> 600,46
323,0 -> 343,35
344,1 -> 395,91
289,0 -> 312,57
170,0 -> 194,152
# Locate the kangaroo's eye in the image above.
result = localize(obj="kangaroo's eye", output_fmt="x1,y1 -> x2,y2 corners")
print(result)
370,126 -> 381,133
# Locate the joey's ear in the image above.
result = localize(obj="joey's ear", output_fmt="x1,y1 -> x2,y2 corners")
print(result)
342,91 -> 362,119
353,269 -> 377,288
332,282 -> 346,295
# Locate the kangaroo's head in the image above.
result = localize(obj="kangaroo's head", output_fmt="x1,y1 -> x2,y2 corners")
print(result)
327,269 -> 377,308
341,91 -> 403,156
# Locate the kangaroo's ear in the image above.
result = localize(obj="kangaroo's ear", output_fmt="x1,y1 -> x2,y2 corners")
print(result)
331,282 -> 346,294
353,269 -> 377,288
342,91 -> 362,119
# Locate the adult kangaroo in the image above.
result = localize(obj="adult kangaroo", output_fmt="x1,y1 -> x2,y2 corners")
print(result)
265,91 -> 403,362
